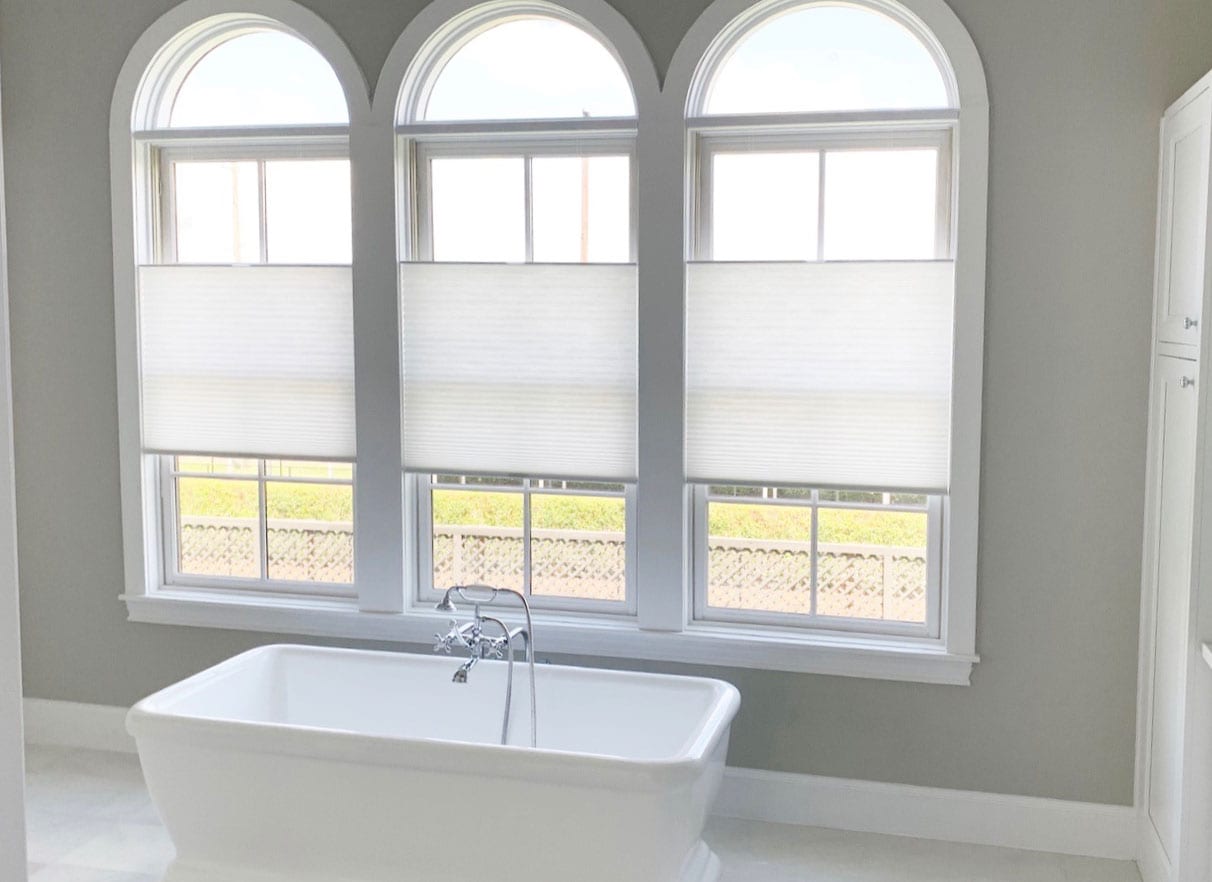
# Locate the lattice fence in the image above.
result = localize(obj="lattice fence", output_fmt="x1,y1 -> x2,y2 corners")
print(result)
179,518 -> 925,620
433,526 -> 626,601
179,517 -> 354,583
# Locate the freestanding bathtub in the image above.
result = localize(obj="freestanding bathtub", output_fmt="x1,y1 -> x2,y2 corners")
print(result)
127,644 -> 740,882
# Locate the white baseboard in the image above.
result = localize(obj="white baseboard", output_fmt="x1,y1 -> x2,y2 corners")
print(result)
717,766 -> 1137,861
22,698 -> 1136,862
22,698 -> 134,754
1135,814 -> 1169,882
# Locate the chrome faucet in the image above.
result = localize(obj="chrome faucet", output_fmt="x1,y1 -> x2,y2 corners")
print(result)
432,584 -> 537,748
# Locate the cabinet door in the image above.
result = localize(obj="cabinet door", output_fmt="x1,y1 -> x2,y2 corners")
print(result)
1144,356 -> 1200,873
1156,89 -> 1211,348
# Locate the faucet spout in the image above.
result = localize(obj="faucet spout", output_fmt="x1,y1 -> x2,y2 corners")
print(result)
453,656 -> 476,683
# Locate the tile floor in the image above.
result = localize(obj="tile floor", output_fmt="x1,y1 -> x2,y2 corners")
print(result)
22,744 -> 1142,881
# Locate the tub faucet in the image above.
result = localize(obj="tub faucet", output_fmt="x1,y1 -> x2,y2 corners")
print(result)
432,584 -> 537,748
452,656 -> 476,683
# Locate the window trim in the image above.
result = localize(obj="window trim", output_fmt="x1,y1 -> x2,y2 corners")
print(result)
112,0 -> 986,685
667,0 -> 988,672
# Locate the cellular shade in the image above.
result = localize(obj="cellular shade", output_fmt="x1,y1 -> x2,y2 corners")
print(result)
138,265 -> 356,458
400,262 -> 637,480
685,261 -> 954,492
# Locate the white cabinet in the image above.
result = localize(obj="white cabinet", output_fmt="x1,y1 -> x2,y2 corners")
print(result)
1138,70 -> 1212,882
1155,87 -> 1210,350
1140,357 -> 1199,879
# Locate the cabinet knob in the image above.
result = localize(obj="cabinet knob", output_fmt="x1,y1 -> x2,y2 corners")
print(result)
1185,316 -> 1200,330
1180,376 -> 1196,389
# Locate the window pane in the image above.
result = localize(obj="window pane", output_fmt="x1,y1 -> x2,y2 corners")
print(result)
433,474 -> 524,488
430,157 -> 525,262
170,31 -> 348,127
265,460 -> 353,480
174,455 -> 258,476
823,149 -> 938,260
176,476 -> 259,579
817,508 -> 927,623
532,155 -> 630,263
266,481 -> 353,583
707,501 -> 813,614
711,152 -> 819,260
818,490 -> 886,505
531,494 -> 625,602
704,5 -> 950,115
422,18 -> 635,121
708,485 -> 766,498
173,161 -> 259,263
534,479 -> 625,493
431,489 -> 524,592
265,160 -> 352,264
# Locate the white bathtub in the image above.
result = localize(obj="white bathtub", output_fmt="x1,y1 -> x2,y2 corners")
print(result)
127,644 -> 740,882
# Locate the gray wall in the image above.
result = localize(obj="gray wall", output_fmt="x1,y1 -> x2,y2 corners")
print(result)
4,0 -> 1212,807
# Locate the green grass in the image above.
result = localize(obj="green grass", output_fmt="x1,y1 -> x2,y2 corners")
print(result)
179,479 -> 926,547
708,502 -> 926,547
179,478 -> 354,522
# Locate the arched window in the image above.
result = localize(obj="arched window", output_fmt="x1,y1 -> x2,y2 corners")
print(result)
168,30 -> 348,128
685,0 -> 969,638
124,15 -> 356,596
396,3 -> 639,611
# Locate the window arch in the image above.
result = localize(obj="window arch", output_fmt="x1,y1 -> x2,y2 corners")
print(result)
680,0 -> 987,649
168,29 -> 348,127
693,0 -> 955,116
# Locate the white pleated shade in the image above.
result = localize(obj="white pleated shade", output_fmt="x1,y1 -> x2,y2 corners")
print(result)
400,262 -> 637,481
685,261 -> 954,492
138,265 -> 356,459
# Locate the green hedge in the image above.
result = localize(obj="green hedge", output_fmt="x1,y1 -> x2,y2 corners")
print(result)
179,479 -> 926,547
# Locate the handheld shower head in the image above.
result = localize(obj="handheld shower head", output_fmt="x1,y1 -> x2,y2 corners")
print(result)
434,588 -> 458,613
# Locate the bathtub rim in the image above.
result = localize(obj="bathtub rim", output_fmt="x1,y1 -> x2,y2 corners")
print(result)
127,643 -> 740,789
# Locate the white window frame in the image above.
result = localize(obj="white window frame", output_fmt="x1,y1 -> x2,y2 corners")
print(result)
150,134 -> 350,264
408,132 -> 639,263
687,120 -> 956,634
396,3 -> 641,617
139,79 -> 355,599
112,0 -> 986,686
691,486 -> 943,637
161,456 -> 356,598
690,124 -> 955,262
415,475 -> 637,616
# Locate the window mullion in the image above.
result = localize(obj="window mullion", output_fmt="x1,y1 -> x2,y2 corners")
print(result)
816,150 -> 826,261
522,479 -> 533,597
809,489 -> 819,618
160,456 -> 178,586
523,154 -> 535,262
257,159 -> 269,264
634,108 -> 689,632
350,116 -> 405,613
257,459 -> 269,582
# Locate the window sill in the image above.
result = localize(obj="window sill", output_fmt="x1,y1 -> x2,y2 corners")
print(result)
122,590 -> 978,685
